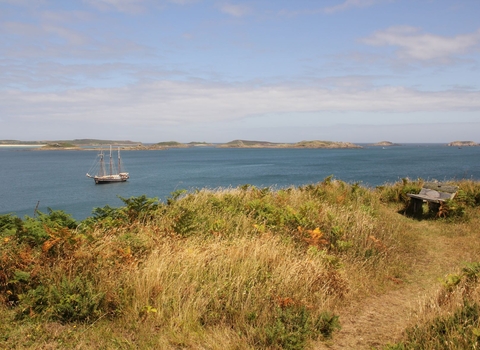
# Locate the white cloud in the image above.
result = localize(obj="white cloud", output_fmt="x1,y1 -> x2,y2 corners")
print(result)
168,0 -> 199,4
279,0 -> 390,17
362,26 -> 480,61
80,0 -> 201,13
40,10 -> 93,24
82,0 -> 146,14
2,22 -> 40,38
2,82 -> 479,129
324,0 -> 389,14
0,19 -> 150,61
0,0 -> 46,7
43,24 -> 90,46
218,3 -> 251,17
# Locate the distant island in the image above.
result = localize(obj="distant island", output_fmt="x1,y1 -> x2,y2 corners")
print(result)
217,140 -> 362,149
0,139 -> 138,146
447,141 -> 479,147
0,139 -> 140,150
371,141 -> 401,147
133,141 -> 214,150
4,139 -> 480,150
0,139 -> 363,150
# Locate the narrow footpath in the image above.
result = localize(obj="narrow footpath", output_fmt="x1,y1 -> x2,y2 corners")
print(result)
315,219 -> 479,349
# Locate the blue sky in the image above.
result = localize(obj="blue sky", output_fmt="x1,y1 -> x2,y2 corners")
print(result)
1,0 -> 479,143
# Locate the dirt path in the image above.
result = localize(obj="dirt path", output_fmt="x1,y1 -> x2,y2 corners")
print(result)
314,220 -> 477,349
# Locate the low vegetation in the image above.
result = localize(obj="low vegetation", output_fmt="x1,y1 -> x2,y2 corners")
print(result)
218,140 -> 362,149
1,178 -> 480,349
42,142 -> 78,149
154,141 -> 186,147
385,262 -> 480,350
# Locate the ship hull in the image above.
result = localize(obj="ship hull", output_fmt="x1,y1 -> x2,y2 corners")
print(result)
95,179 -> 127,185
94,174 -> 129,184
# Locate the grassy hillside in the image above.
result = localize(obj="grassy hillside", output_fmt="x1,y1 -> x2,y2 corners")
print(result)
0,139 -> 140,146
1,178 -> 480,349
217,140 -> 362,149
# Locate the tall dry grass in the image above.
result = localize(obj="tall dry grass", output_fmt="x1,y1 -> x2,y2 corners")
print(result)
2,178 -> 479,349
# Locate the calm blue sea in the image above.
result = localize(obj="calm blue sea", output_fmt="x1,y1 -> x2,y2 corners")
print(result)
1,144 -> 479,220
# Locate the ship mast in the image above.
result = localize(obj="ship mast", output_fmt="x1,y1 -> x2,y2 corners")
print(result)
98,151 -> 105,177
118,147 -> 122,173
109,145 -> 113,175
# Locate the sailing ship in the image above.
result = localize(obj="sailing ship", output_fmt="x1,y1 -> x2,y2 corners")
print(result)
86,146 -> 129,184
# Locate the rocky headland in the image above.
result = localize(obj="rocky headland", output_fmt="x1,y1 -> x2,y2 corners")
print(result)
447,141 -> 479,147
371,141 -> 401,147
217,140 -> 362,149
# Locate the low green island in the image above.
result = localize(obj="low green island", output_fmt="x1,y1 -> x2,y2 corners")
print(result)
1,178 -> 480,349
447,141 -> 479,147
3,139 -> 477,151
371,141 -> 401,147
218,140 -> 362,149
1,139 -> 364,150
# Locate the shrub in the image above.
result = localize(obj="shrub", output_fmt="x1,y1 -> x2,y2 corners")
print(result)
0,214 -> 23,237
262,306 -> 340,349
387,262 -> 480,349
18,276 -> 105,323
390,301 -> 480,350
15,209 -> 77,247
377,178 -> 422,204
313,311 -> 341,339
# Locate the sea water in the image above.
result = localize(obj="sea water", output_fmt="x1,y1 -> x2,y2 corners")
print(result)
0,144 -> 479,220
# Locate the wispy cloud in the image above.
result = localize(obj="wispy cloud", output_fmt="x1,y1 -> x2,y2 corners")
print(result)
361,26 -> 480,62
218,3 -> 251,17
167,0 -> 200,4
0,18 -> 151,61
39,10 -> 94,24
2,81 -> 479,130
324,0 -> 390,14
82,0 -> 146,14
0,0 -> 46,7
279,0 -> 390,17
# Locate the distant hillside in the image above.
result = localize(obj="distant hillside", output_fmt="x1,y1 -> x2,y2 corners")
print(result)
1,139 -> 368,150
133,141 -> 214,150
218,140 -> 288,148
294,140 -> 362,149
371,141 -> 401,147
217,140 -> 362,149
0,140 -> 45,145
447,141 -> 479,147
0,139 -> 140,146
41,142 -> 79,149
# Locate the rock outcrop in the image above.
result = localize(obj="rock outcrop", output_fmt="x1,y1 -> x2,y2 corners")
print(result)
447,141 -> 479,147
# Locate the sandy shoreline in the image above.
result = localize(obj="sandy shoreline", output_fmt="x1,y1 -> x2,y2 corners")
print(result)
0,144 -> 46,147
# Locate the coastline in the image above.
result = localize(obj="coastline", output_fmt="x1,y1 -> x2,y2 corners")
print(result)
0,144 -> 46,148
2,139 -> 478,151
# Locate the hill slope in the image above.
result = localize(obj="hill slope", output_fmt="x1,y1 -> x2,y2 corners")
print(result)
1,179 -> 480,349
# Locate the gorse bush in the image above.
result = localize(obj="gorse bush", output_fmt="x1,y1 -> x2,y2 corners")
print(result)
82,194 -> 161,229
0,209 -> 80,299
377,178 -> 422,204
18,276 -> 105,323
263,306 -> 318,350
0,215 -> 23,238
14,209 -> 78,247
